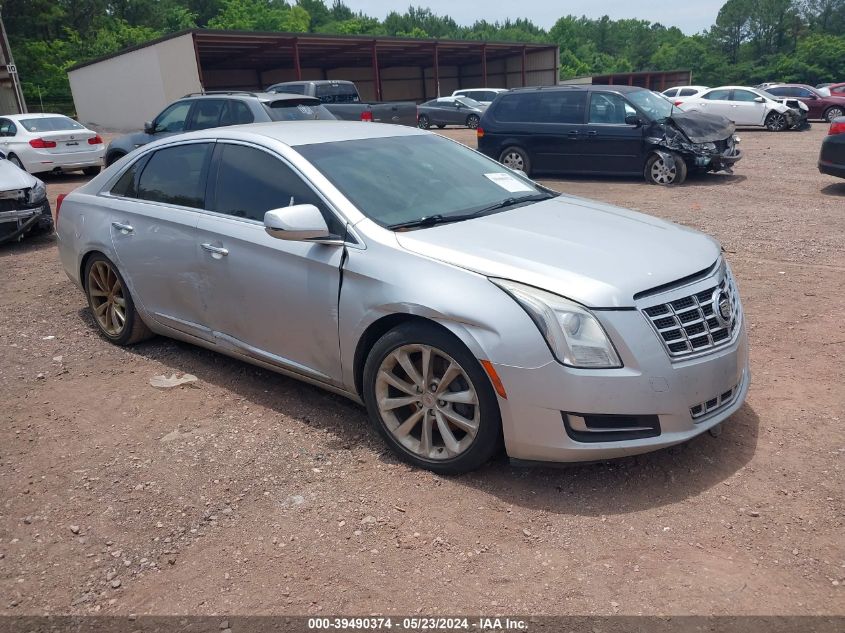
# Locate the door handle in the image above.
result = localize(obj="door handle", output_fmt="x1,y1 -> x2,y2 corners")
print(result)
587,130 -> 598,136
201,243 -> 229,257
567,130 -> 579,135
111,222 -> 133,234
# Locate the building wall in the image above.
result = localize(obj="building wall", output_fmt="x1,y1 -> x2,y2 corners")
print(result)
68,33 -> 201,131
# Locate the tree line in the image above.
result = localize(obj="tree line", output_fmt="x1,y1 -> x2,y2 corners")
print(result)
1,0 -> 843,112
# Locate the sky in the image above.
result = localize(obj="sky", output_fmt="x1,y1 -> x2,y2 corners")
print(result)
341,0 -> 726,34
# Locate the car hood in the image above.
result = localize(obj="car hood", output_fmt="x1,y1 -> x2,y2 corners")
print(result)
0,159 -> 39,191
395,195 -> 721,308
668,111 -> 735,143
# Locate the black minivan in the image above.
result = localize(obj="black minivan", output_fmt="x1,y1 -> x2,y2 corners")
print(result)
476,85 -> 742,185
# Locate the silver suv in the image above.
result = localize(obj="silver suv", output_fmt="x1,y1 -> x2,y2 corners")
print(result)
57,121 -> 748,474
104,92 -> 335,166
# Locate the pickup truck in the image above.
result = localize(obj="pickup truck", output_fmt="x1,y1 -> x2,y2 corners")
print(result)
266,80 -> 418,127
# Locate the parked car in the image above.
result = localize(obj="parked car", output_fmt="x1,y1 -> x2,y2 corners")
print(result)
417,96 -> 486,129
0,114 -> 104,176
682,86 -> 807,131
105,92 -> 335,167
825,82 -> 845,96
661,85 -> 709,105
0,150 -> 52,244
451,88 -> 508,105
477,85 -> 742,185
266,80 -> 418,126
765,84 -> 845,121
56,121 -> 748,474
818,116 -> 845,179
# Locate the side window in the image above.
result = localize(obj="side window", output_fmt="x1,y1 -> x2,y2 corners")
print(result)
766,87 -> 786,96
732,90 -> 758,102
188,99 -> 225,131
154,102 -> 191,133
703,89 -> 731,101
110,156 -> 148,198
137,143 -> 211,209
219,100 -> 254,126
494,94 -> 534,122
483,91 -> 497,101
679,88 -> 697,97
796,88 -> 815,98
537,91 -> 587,124
277,83 -> 306,95
663,89 -> 677,97
588,93 -> 633,124
0,119 -> 16,136
212,144 -> 344,235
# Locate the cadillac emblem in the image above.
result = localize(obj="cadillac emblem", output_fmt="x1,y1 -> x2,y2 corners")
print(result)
713,289 -> 733,327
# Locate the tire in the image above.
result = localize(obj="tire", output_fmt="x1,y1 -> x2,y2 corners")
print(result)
498,146 -> 531,176
466,114 -> 480,129
765,111 -> 788,132
84,254 -> 153,346
8,154 -> 26,172
645,151 -> 687,185
418,115 -> 430,129
823,106 -> 844,122
362,322 -> 502,475
105,152 -> 126,167
83,166 -> 101,176
436,124 -> 446,129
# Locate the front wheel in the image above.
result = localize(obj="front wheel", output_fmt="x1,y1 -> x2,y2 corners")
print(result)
824,106 -> 844,122
498,146 -> 531,176
645,151 -> 687,185
765,111 -> 788,131
466,114 -> 480,129
363,322 -> 502,475
418,115 -> 430,129
84,254 -> 153,345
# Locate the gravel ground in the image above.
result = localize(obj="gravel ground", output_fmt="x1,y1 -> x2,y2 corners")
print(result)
0,124 -> 843,617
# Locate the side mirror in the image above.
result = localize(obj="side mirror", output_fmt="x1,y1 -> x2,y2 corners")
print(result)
754,96 -> 765,103
144,121 -> 155,134
625,114 -> 642,126
264,204 -> 340,243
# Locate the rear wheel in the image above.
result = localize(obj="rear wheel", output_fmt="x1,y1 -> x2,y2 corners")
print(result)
84,254 -> 153,346
105,151 -> 126,167
466,114 -> 480,129
498,146 -> 531,176
645,151 -> 687,185
824,106 -> 844,122
765,111 -> 788,131
363,322 -> 502,475
8,154 -> 25,172
83,166 -> 101,176
436,124 -> 446,129
418,115 -> 430,129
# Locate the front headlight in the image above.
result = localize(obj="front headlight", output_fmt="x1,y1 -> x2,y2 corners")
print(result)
27,181 -> 47,205
491,278 -> 622,369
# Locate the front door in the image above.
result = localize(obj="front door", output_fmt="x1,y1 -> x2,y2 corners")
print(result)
195,142 -> 346,384
108,141 -> 212,339
729,89 -> 768,125
581,92 -> 644,174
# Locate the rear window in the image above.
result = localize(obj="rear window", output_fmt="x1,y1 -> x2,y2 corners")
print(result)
493,91 -> 587,124
19,117 -> 85,133
679,88 -> 698,96
314,83 -> 359,104
264,100 -> 336,121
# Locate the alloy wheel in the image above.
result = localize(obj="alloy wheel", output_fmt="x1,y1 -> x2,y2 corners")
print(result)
374,344 -> 480,461
87,260 -> 127,337
650,157 -> 677,184
501,151 -> 524,171
766,112 -> 787,131
826,107 -> 844,122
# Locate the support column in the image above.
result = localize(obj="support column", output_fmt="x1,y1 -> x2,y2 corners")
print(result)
481,44 -> 487,87
521,46 -> 527,87
433,43 -> 440,97
371,41 -> 382,101
293,38 -> 302,81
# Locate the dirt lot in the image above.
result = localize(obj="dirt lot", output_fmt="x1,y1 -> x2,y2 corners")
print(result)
1,125 -> 843,617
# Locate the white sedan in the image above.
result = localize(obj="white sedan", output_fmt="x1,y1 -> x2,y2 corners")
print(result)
681,86 -> 804,131
0,113 -> 104,175
661,85 -> 709,105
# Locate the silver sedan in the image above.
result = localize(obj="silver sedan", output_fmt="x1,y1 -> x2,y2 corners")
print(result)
56,122 -> 748,474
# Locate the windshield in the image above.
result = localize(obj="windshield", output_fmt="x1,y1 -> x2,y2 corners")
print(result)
264,101 -> 336,121
296,134 -> 547,228
19,116 -> 84,133
314,83 -> 359,104
456,97 -> 482,108
627,90 -> 674,120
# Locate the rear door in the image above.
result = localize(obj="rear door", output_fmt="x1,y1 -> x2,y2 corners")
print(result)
694,88 -> 733,118
185,99 -> 227,131
581,91 -> 644,174
194,142 -> 346,383
107,141 -> 212,339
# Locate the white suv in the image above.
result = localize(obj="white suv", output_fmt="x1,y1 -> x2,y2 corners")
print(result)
451,88 -> 508,105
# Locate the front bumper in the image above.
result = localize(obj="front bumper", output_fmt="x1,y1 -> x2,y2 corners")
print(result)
492,299 -> 749,463
0,200 -> 53,243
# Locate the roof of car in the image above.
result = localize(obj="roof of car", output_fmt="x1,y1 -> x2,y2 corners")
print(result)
178,91 -> 318,103
510,84 -> 648,94
5,113 -> 74,120
169,120 -> 427,148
